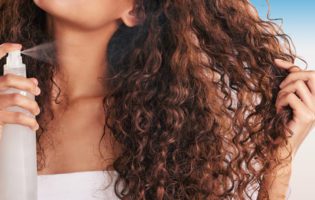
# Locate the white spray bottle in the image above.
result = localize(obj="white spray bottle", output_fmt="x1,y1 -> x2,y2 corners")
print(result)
0,50 -> 37,200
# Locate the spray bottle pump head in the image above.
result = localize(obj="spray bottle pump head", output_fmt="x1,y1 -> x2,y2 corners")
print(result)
5,50 -> 24,68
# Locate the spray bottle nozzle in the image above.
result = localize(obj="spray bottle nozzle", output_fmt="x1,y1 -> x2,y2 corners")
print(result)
6,50 -> 24,68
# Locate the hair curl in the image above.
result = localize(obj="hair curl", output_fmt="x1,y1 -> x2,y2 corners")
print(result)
0,0 -> 306,199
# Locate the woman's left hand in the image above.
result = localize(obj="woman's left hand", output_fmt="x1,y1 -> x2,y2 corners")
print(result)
275,58 -> 315,158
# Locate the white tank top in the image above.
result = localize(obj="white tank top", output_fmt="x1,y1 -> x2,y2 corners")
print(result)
38,170 -> 291,199
37,170 -> 120,200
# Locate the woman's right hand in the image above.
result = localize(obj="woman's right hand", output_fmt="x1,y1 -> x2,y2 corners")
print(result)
0,43 -> 41,141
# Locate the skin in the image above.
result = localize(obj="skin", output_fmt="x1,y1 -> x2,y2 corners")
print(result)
0,0 -> 140,175
263,59 -> 315,199
0,1 -> 314,198
0,43 -> 40,133
32,0 -> 140,175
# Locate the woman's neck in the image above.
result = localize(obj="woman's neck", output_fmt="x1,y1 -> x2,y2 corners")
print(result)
50,16 -> 119,101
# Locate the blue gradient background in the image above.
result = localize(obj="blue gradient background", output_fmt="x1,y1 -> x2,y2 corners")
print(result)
251,1 -> 315,199
252,0 -> 315,66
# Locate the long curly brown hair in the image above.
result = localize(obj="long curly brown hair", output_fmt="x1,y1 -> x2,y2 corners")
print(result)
0,0 -> 305,199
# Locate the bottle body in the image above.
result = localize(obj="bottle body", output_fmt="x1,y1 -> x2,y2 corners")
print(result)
0,58 -> 38,200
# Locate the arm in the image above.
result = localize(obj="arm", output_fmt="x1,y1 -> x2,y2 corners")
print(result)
258,145 -> 294,199
259,58 -> 315,199
258,156 -> 292,200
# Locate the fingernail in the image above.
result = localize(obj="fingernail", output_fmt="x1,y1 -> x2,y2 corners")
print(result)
35,87 -> 41,95
291,66 -> 301,72
33,125 -> 39,131
35,109 -> 40,115
32,78 -> 38,85
279,82 -> 284,88
12,43 -> 22,49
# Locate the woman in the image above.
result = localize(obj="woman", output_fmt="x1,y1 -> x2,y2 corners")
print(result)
0,0 -> 314,199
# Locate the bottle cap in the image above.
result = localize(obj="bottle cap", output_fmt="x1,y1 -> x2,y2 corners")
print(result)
5,50 -> 24,68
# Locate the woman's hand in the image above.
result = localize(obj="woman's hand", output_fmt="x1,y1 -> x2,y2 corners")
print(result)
0,43 -> 41,141
275,58 -> 315,158
258,59 -> 315,200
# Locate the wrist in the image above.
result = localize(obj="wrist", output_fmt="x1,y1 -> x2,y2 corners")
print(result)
263,158 -> 292,200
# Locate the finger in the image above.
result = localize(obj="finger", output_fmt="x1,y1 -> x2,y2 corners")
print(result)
29,77 -> 39,85
0,93 -> 41,115
0,43 -> 22,59
278,80 -> 315,112
276,93 -> 313,124
0,110 -> 39,131
279,71 -> 315,93
0,74 -> 40,96
274,59 -> 302,72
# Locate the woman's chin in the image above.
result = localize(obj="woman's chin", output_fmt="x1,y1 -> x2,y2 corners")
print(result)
33,0 -> 116,31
